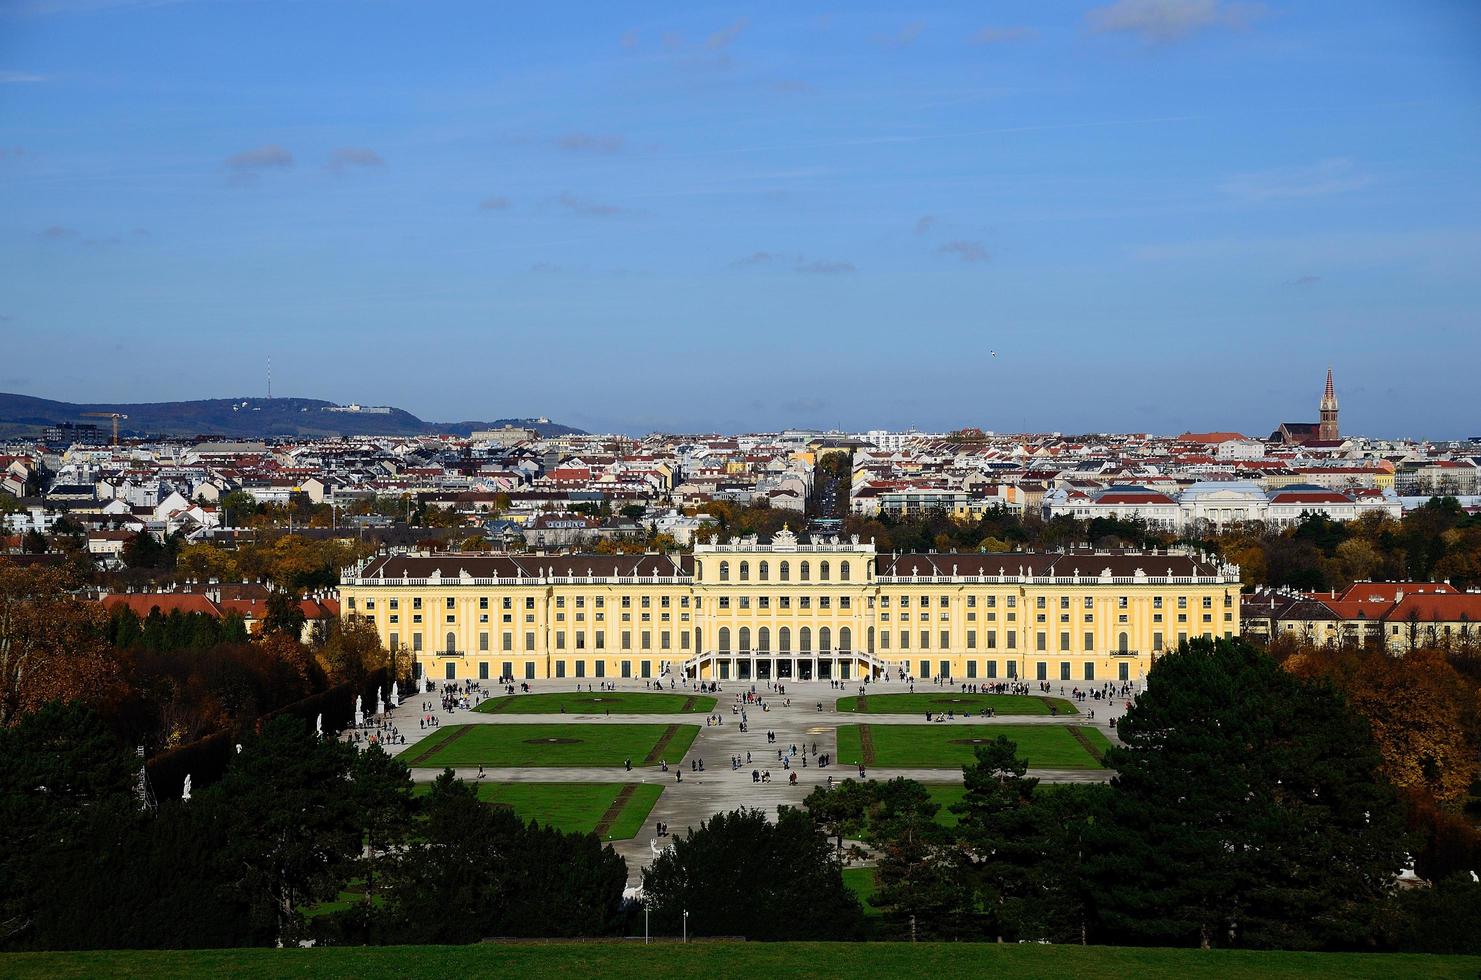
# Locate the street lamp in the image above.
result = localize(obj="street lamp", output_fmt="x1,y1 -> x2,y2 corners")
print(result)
682,909 -> 689,944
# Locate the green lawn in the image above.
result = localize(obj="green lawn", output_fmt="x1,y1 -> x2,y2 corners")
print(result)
474,691 -> 716,715
842,867 -> 882,916
837,692 -> 1076,716
924,784 -> 967,825
402,724 -> 699,768
411,781 -> 662,840
835,724 -> 1110,769
4,943 -> 1477,979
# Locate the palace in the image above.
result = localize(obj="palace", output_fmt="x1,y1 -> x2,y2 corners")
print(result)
339,529 -> 1241,686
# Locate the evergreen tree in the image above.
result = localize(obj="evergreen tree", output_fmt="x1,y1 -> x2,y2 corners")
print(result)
210,715 -> 360,941
951,736 -> 1049,941
263,590 -> 307,638
350,744 -> 416,910
869,778 -> 969,927
379,770 -> 628,943
643,807 -> 865,940
0,703 -> 139,949
1089,637 -> 1408,950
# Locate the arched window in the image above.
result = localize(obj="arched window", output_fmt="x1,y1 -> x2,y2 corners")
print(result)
1118,631 -> 1129,653
719,561 -> 730,582
800,627 -> 812,654
780,561 -> 790,582
868,626 -> 875,653
819,627 -> 832,653
758,627 -> 770,653
718,627 -> 731,653
445,631 -> 457,653
779,627 -> 791,654
839,626 -> 852,652
759,561 -> 769,581
739,561 -> 749,582
820,561 -> 830,581
739,627 -> 751,653
840,561 -> 850,581
800,561 -> 811,581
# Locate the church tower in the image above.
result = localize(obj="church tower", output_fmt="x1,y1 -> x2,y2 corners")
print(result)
1318,367 -> 1339,441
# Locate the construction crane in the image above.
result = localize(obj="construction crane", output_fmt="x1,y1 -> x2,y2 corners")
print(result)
80,411 -> 128,446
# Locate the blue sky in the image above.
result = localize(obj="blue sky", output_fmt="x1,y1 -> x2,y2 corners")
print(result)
1,1 -> 1478,437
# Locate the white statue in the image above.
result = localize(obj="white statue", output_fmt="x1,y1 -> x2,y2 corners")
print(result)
354,695 -> 365,726
390,681 -> 400,708
315,713 -> 323,737
376,689 -> 386,716
182,774 -> 192,802
421,674 -> 430,695
235,743 -> 242,754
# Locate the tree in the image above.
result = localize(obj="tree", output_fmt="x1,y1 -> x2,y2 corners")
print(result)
219,490 -> 259,525
0,561 -> 117,727
314,617 -> 388,688
20,530 -> 46,554
951,737 -> 1049,941
381,770 -> 627,943
263,590 -> 307,638
350,744 -> 415,909
803,777 -> 874,851
1089,637 -> 1408,950
0,703 -> 139,947
642,807 -> 865,940
1395,874 -> 1481,954
868,778 -> 968,928
121,530 -> 167,569
211,715 -> 360,941
1285,648 -> 1481,808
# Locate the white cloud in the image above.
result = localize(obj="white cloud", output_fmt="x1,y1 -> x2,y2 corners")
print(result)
0,71 -> 48,83
328,147 -> 384,173
1086,0 -> 1264,42
225,144 -> 293,171
937,240 -> 989,263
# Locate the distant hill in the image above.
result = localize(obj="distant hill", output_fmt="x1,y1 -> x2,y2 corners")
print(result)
0,392 -> 583,440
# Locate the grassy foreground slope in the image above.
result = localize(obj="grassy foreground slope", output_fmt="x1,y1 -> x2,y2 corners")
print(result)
3,943 -> 1477,979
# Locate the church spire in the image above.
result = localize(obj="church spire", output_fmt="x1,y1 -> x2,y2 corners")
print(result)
1319,367 -> 1339,440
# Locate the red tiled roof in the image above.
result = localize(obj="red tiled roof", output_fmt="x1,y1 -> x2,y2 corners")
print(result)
101,593 -> 221,617
1383,594 -> 1481,623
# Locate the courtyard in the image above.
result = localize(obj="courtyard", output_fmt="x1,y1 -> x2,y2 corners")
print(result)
386,677 -> 1130,879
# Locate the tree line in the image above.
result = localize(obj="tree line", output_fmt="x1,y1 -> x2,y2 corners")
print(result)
1,560 -> 388,755
0,706 -> 627,950
644,639 -> 1478,952
2,639 -> 1478,952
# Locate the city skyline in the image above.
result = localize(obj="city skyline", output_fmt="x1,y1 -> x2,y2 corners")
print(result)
2,1 -> 1479,436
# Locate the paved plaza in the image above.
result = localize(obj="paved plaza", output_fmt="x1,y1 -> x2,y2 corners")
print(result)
377,677 -> 1135,880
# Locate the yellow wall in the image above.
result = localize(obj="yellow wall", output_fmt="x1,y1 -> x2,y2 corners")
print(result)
341,543 -> 1239,685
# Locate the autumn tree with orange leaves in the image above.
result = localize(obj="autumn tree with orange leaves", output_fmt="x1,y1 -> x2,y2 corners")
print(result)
0,560 -> 118,727
1285,647 -> 1481,807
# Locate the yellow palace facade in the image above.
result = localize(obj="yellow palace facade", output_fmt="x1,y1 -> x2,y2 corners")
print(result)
339,528 -> 1240,685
